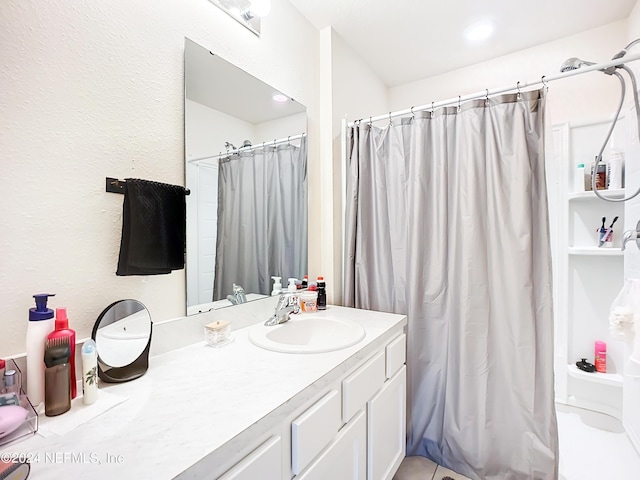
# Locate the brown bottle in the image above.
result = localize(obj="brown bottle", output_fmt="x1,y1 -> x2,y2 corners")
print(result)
44,337 -> 71,416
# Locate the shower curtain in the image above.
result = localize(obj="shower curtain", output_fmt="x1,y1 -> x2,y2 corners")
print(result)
344,90 -> 558,479
213,138 -> 307,300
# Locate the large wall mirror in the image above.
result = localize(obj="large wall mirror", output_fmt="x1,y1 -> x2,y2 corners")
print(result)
184,38 -> 308,315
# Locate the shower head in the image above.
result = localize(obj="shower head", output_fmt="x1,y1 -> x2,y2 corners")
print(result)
560,57 -> 596,72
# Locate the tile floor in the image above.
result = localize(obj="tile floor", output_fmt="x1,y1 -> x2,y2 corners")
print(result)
393,404 -> 640,480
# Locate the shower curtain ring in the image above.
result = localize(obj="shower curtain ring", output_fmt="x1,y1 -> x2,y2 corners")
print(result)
287,136 -> 291,145
485,89 -> 490,106
457,96 -> 461,112
431,101 -> 435,118
517,81 -> 522,99
541,75 -> 548,91
388,112 -> 392,126
410,106 -> 415,120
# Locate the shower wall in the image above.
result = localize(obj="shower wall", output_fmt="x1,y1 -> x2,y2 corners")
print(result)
623,0 -> 640,455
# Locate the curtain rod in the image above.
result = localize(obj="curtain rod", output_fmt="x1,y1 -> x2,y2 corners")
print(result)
347,53 -> 640,127
187,133 -> 306,164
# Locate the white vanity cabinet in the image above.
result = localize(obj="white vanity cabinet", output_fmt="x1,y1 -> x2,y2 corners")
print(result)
367,366 -> 406,480
216,332 -> 407,480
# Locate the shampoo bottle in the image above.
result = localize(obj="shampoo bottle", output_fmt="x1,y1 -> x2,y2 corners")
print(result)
26,293 -> 55,406
595,341 -> 607,373
47,308 -> 77,399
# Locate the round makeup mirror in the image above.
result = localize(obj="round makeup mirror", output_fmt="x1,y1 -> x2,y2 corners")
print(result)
92,299 -> 152,383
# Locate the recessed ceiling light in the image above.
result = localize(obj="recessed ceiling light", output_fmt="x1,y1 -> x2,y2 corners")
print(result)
464,21 -> 495,43
273,93 -> 288,102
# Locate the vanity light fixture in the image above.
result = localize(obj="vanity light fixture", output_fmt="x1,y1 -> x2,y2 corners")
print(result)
208,0 -> 271,37
247,0 -> 271,18
464,20 -> 495,43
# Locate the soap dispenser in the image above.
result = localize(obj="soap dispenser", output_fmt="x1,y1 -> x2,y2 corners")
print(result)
271,276 -> 283,296
26,293 -> 56,406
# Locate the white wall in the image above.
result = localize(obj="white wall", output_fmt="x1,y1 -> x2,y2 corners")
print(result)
389,21 -> 627,125
0,0 -> 319,356
324,28 -> 389,303
623,0 -> 640,455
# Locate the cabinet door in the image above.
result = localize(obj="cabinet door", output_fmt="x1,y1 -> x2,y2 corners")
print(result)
219,436 -> 282,480
367,366 -> 406,480
296,411 -> 366,480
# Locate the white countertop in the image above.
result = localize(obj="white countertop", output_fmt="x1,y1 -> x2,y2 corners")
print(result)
3,302 -> 406,479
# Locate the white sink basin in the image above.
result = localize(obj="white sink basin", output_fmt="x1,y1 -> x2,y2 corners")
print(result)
248,314 -> 366,353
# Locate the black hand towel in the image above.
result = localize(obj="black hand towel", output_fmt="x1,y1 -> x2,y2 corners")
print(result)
116,178 -> 187,276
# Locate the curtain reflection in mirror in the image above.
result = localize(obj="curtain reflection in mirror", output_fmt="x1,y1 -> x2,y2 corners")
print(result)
213,137 -> 307,300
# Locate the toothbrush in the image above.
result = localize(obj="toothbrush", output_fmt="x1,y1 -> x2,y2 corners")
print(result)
602,216 -> 619,246
598,217 -> 607,247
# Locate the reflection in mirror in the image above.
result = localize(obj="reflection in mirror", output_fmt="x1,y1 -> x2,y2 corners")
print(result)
92,299 -> 152,383
184,38 -> 308,315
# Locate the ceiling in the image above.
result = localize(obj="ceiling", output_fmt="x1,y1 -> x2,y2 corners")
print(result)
288,0 -> 637,87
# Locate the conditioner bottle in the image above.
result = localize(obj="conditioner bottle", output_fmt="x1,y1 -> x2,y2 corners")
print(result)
26,293 -> 55,407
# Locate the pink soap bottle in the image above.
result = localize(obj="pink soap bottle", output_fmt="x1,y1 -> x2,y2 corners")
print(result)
46,308 -> 77,399
595,341 -> 607,373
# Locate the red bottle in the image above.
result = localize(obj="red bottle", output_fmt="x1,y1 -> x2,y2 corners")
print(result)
46,308 -> 77,399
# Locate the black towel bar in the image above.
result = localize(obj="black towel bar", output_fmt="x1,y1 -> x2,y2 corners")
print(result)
106,177 -> 190,195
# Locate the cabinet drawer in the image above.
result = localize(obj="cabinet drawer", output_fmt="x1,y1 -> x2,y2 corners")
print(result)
385,334 -> 406,379
292,389 -> 341,475
296,411 -> 366,480
219,436 -> 282,480
342,351 -> 385,423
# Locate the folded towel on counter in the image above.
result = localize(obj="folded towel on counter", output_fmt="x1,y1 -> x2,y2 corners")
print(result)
116,178 -> 187,276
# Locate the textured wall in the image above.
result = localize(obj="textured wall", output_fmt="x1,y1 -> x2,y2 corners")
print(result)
0,0 -> 319,356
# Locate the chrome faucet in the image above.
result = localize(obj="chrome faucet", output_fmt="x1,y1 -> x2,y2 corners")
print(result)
622,220 -> 640,251
226,283 -> 247,305
265,294 -> 299,326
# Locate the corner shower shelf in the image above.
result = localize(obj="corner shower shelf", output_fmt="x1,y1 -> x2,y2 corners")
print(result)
568,247 -> 623,256
567,364 -> 623,387
568,189 -> 625,200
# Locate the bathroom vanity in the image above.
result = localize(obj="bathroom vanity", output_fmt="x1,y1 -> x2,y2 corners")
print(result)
5,300 -> 406,480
